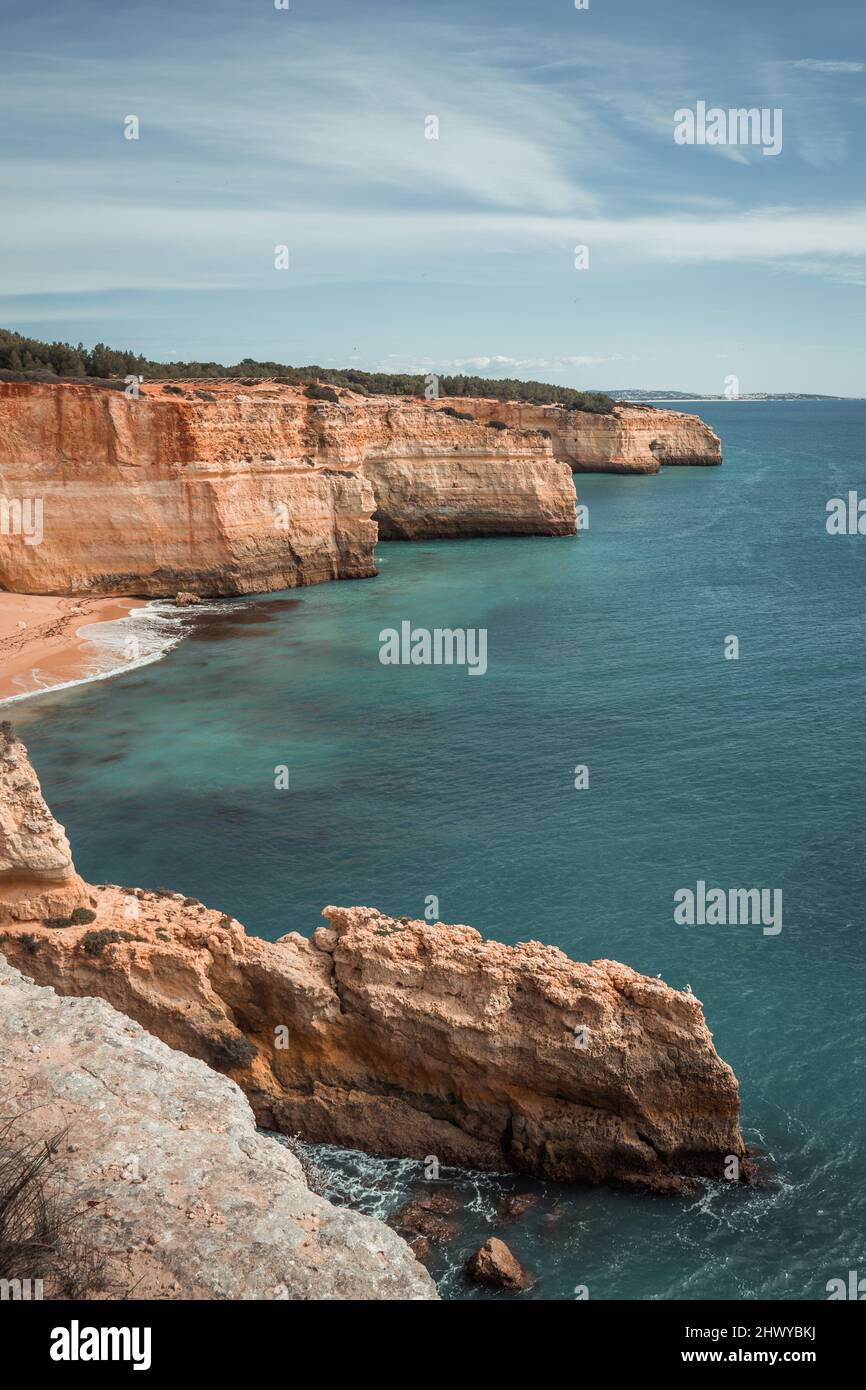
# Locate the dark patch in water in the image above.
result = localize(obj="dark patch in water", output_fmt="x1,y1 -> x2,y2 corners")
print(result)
184,598 -> 302,643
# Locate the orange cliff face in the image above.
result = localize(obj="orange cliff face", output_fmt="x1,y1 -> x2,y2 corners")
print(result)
0,380 -> 576,596
0,381 -> 378,596
436,399 -> 723,473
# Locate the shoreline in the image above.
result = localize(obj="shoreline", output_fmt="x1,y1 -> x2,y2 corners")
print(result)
0,593 -> 147,704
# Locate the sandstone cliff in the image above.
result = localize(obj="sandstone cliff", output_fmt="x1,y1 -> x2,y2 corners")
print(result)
0,953 -> 437,1299
0,720 -> 90,922
0,379 -> 720,598
436,399 -> 722,473
0,380 -> 575,595
0,731 -> 747,1194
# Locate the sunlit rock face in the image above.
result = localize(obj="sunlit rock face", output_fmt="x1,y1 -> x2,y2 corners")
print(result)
436,398 -> 722,474
0,381 -> 578,595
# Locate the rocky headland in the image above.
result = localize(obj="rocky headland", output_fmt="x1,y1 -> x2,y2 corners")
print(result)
431,398 -> 722,474
0,379 -> 721,596
0,727 -> 747,1208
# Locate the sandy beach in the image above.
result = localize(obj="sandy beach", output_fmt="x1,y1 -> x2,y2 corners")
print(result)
0,593 -> 146,703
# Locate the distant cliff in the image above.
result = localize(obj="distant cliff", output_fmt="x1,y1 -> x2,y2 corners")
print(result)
0,381 -> 574,595
435,399 -> 722,473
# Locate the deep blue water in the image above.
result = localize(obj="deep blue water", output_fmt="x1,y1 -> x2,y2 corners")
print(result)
12,401 -> 866,1299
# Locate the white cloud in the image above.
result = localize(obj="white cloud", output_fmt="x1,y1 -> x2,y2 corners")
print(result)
0,21 -> 863,295
3,199 -> 865,296
387,354 -> 628,372
793,60 -> 865,73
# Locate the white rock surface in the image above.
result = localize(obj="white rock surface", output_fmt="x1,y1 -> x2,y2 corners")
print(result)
0,954 -> 437,1300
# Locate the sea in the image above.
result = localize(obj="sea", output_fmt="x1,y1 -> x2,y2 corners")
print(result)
10,401 -> 866,1300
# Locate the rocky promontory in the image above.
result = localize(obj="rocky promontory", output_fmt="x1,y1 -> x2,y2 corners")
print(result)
435,399 -> 722,474
0,730 -> 747,1197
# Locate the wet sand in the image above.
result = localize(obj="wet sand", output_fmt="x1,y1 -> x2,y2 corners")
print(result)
0,593 -> 145,703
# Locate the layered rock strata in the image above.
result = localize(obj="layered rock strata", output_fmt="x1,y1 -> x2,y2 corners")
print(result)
435,399 -> 722,473
0,732 -> 747,1194
0,953 -> 437,1299
0,380 -> 575,594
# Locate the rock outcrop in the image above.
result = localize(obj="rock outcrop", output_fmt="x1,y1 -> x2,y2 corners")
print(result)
0,720 -> 90,923
466,1238 -> 530,1290
0,380 -> 575,595
0,953 -> 437,1300
364,452 -> 575,541
434,399 -> 722,473
0,733 -> 747,1195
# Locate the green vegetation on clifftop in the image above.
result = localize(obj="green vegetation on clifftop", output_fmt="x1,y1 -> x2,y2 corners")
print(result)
0,329 -> 615,413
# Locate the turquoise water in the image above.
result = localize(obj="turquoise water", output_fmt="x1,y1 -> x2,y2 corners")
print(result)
12,401 -> 866,1299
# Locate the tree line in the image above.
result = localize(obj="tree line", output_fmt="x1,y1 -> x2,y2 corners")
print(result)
0,329 -> 615,413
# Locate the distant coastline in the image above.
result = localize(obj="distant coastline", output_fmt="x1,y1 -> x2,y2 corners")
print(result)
608,392 -> 855,403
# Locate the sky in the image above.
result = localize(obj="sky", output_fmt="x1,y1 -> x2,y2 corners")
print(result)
0,0 -> 864,393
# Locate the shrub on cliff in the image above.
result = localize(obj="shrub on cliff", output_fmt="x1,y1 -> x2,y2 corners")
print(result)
487,419 -> 509,430
208,1034 -> 258,1070
79,929 -> 133,958
0,326 -> 618,412
304,383 -> 340,403
43,908 -> 97,930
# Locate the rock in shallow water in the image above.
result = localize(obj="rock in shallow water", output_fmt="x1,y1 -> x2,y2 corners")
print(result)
466,1237 -> 530,1290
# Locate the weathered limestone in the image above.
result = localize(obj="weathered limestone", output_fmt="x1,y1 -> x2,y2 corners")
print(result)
0,381 -> 575,594
0,721 -> 90,923
0,953 -> 437,1300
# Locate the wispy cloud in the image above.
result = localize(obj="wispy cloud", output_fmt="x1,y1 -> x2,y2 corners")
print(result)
384,353 -> 630,372
792,60 -> 865,74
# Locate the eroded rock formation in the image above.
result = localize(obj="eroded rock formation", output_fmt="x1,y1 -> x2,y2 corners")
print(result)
0,732 -> 747,1195
0,953 -> 437,1299
435,399 -> 722,473
0,721 -> 90,923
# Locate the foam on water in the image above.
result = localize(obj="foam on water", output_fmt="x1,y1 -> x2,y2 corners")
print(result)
0,598 -> 244,706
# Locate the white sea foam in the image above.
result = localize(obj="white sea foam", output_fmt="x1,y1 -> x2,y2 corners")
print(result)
0,598 -> 238,707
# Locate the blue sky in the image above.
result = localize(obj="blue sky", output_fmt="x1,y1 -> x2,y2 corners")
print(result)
0,0 -> 863,392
